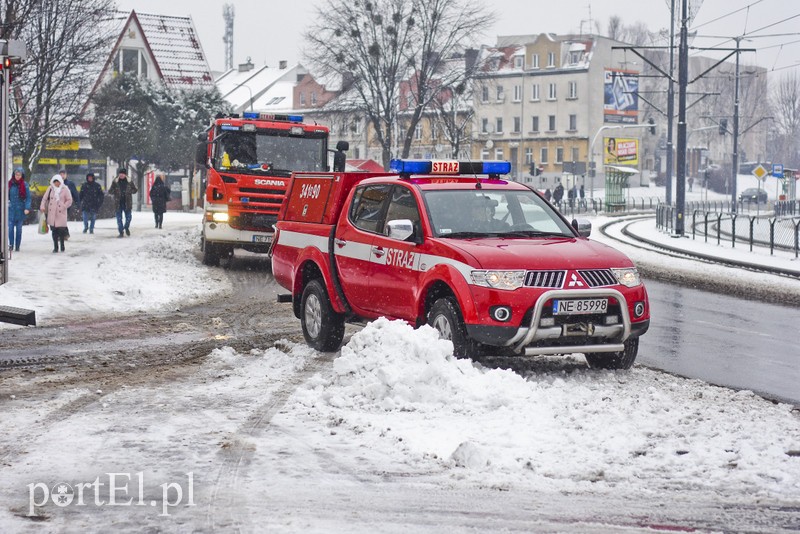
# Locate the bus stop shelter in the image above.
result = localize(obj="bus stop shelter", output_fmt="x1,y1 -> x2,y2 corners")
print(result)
604,165 -> 639,212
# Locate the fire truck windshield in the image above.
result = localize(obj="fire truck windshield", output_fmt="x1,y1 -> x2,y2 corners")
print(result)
215,129 -> 326,174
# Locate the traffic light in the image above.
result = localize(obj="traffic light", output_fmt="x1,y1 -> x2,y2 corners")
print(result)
719,118 -> 728,135
529,162 -> 536,175
647,117 -> 656,135
0,57 -> 12,84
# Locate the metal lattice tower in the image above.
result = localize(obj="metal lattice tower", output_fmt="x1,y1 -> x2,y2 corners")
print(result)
223,4 -> 235,70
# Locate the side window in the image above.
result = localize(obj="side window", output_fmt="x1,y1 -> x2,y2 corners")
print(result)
383,186 -> 421,237
349,185 -> 391,233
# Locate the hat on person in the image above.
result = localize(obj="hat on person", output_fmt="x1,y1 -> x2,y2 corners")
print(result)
86,172 -> 95,179
58,169 -> 67,174
51,174 -> 63,185
117,168 -> 127,176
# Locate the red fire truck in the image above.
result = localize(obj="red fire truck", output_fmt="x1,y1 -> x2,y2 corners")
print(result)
271,159 -> 650,369
195,111 -> 330,265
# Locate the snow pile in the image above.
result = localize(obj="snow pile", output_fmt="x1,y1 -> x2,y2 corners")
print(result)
288,319 -> 800,497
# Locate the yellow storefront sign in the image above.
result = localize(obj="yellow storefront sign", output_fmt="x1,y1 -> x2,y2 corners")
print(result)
45,139 -> 80,151
38,158 -> 59,165
59,158 -> 89,165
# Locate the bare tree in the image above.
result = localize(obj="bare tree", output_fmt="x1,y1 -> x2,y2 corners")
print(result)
607,15 -> 623,41
8,0 -> 116,177
427,69 -> 474,158
770,71 -> 800,167
0,0 -> 37,39
304,0 -> 493,168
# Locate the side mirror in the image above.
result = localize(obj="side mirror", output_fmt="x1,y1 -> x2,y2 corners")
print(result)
572,218 -> 592,237
195,142 -> 208,167
386,219 -> 415,242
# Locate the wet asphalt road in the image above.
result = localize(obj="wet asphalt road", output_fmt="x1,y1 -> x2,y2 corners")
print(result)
638,278 -> 800,405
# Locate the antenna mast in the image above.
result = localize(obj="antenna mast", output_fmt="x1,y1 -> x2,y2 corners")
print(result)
223,4 -> 235,71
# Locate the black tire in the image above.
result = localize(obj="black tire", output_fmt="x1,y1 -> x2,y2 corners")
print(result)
585,338 -> 639,370
301,279 -> 345,352
427,297 -> 479,358
201,237 -> 220,267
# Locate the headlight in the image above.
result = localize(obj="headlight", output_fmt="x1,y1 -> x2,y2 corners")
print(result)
471,270 -> 525,290
212,212 -> 229,223
611,267 -> 641,287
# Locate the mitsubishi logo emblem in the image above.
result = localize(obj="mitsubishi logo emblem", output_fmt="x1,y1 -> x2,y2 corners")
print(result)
567,273 -> 584,287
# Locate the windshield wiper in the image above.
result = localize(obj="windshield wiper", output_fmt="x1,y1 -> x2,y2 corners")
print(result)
500,230 -> 570,238
440,231 -> 491,238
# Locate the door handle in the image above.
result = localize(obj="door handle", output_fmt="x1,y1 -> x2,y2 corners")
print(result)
371,246 -> 385,257
334,238 -> 347,248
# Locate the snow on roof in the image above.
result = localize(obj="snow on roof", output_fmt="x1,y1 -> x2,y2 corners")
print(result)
216,64 -> 307,113
132,11 -> 213,88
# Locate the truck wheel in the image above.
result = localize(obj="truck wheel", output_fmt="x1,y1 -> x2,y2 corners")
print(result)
301,279 -> 345,352
585,338 -> 639,370
202,238 -> 220,267
428,297 -> 479,358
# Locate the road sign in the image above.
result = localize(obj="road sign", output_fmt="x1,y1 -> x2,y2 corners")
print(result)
752,164 -> 768,180
772,163 -> 783,177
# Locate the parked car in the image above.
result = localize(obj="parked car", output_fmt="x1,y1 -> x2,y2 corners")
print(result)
739,188 -> 768,203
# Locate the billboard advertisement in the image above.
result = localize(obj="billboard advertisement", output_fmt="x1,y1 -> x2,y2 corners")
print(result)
604,69 -> 639,124
603,137 -> 639,165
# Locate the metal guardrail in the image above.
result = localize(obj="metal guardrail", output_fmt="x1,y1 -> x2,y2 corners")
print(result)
655,201 -> 800,258
553,196 -> 663,217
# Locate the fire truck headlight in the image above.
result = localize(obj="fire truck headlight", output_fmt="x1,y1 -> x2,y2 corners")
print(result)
471,270 -> 525,290
212,212 -> 230,223
611,268 -> 641,287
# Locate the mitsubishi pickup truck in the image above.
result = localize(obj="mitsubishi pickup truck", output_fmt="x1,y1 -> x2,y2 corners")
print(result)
271,159 -> 650,369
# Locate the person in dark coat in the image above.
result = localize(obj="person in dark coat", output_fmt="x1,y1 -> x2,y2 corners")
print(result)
149,175 -> 170,229
552,183 -> 564,207
108,167 -> 138,237
60,169 -> 80,220
8,168 -> 31,252
79,172 -> 104,234
543,188 -> 552,202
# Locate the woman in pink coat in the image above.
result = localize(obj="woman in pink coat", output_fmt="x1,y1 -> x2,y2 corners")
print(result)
40,174 -> 73,253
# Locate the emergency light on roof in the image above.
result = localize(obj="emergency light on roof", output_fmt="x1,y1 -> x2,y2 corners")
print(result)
389,159 -> 511,176
242,111 -> 303,123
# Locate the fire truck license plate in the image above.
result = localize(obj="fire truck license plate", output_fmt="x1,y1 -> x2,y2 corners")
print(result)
252,235 -> 272,243
552,298 -> 607,315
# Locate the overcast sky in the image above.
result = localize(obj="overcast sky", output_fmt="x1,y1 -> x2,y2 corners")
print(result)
115,0 -> 800,77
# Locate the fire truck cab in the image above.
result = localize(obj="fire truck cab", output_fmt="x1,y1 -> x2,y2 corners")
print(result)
196,111 -> 330,265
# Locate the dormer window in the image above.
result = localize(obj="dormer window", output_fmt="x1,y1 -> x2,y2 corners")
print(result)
113,48 -> 149,79
547,52 -> 556,68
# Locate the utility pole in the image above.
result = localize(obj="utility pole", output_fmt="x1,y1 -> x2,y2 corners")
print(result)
731,36 -> 741,212
666,0 -> 676,206
674,0 -> 688,236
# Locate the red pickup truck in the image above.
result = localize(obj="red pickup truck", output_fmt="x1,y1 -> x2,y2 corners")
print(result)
271,159 -> 649,369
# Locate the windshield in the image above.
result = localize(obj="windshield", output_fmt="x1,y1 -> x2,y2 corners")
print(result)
214,129 -> 326,174
423,189 -> 574,238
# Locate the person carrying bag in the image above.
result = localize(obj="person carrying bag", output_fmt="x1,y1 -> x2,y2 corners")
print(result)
40,174 -> 73,253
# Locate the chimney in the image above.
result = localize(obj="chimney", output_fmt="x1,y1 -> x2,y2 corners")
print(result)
238,57 -> 254,72
279,60 -> 287,69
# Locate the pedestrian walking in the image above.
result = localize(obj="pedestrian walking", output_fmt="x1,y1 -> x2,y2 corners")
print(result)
40,174 -> 73,253
567,185 -> 576,208
688,176 -> 694,192
149,175 -> 170,229
552,183 -> 564,208
544,188 -> 552,202
579,184 -> 586,208
108,168 -> 138,237
8,168 -> 31,252
79,172 -> 104,234
60,169 -> 80,220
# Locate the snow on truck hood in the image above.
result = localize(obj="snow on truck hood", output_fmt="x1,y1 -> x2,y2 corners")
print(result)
444,236 -> 637,271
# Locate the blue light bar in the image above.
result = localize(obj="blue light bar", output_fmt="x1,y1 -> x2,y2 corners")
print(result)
220,124 -> 240,131
389,159 -> 511,176
242,111 -> 304,123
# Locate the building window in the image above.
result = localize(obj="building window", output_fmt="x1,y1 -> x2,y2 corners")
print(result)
571,147 -> 580,162
548,115 -> 556,132
481,85 -> 489,103
568,81 -> 577,99
570,51 -> 581,64
300,93 -> 306,106
481,118 -> 489,133
514,56 -> 523,68
531,116 -> 539,132
531,84 -> 540,101
548,83 -> 557,100
414,123 -> 422,140
547,51 -> 555,67
481,149 -> 490,160
114,48 -> 148,78
495,117 -> 503,133
513,116 -> 521,133
540,147 -> 548,164
532,54 -> 539,69
495,148 -> 504,160
513,85 -> 522,102
311,92 -> 317,105
569,114 -> 577,131
496,86 -> 504,102
556,147 -> 564,163
525,147 -> 533,164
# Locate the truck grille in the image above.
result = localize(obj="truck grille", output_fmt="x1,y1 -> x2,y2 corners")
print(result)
577,269 -> 617,287
238,186 -> 285,195
232,213 -> 278,231
524,270 -> 565,288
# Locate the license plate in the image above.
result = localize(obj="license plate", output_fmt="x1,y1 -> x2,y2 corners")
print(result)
252,235 -> 272,243
552,298 -> 607,315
